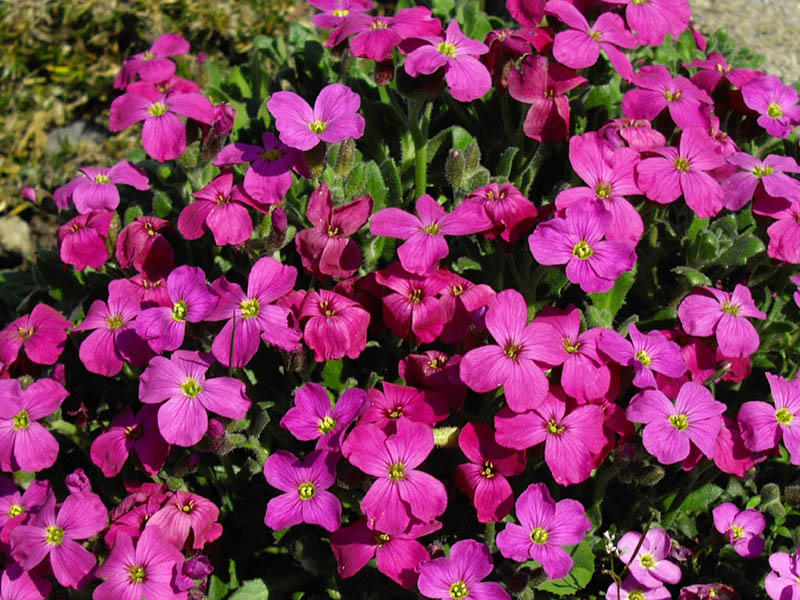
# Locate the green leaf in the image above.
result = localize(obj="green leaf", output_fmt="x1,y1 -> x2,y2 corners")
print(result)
679,483 -> 724,514
451,256 -> 481,274
496,147 -> 518,179
228,66 -> 253,99
535,541 -> 595,595
322,360 -> 345,392
458,0 -> 492,41
672,266 -> 712,286
0,269 -> 35,308
123,205 -> 144,227
152,191 -> 173,218
587,269 -> 636,328
431,0 -> 455,18
208,575 -> 230,600
230,579 -> 269,600
344,162 -> 367,198
365,161 -> 387,212
380,158 -> 402,207
717,234 -> 765,267
584,77 -> 622,112
451,126 -> 476,152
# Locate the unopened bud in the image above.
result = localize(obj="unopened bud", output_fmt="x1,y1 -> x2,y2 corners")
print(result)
785,485 -> 800,507
762,482 -> 781,501
634,465 -> 665,487
445,150 -> 465,189
335,138 -> 356,177
18,375 -> 34,390
374,59 -> 395,86
304,142 -> 327,177
464,142 -> 481,172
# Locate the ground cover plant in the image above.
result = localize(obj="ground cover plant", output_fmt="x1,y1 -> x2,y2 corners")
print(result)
2,0 -> 800,598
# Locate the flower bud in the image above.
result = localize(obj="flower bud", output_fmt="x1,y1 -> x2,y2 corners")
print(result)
445,150 -> 465,189
464,141 -> 481,172
335,138 -> 356,178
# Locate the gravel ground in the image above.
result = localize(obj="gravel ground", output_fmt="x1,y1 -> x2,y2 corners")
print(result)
691,0 -> 800,83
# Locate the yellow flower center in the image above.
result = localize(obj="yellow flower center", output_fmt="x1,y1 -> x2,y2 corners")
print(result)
94,173 -> 110,184
753,165 -> 774,178
326,224 -> 340,237
333,9 -> 349,17
309,119 -> 327,134
669,413 -> 689,430
371,19 -> 388,29
298,482 -> 316,500
260,148 -> 283,162
318,416 -> 337,434
422,222 -> 441,235
388,461 -> 406,481
721,300 -> 740,315
547,419 -> 566,435
451,284 -> 464,296
674,156 -> 691,172
319,300 -> 335,317
663,89 -> 682,102
45,525 -> 65,546
730,525 -> 745,540
172,300 -> 188,321
481,460 -> 495,478
531,527 -> 549,544
776,407 -> 794,425
375,532 -> 391,546
17,326 -> 34,340
408,288 -> 423,304
628,591 -> 646,600
8,504 -> 24,518
635,349 -> 652,366
449,581 -> 469,600
503,341 -> 522,360
128,565 -> 147,584
148,102 -> 169,117
106,314 -> 124,330
595,182 -> 612,199
240,298 -> 260,318
438,42 -> 457,57
388,405 -> 404,419
767,102 -> 784,118
13,410 -> 29,430
181,377 -> 203,398
572,240 -> 594,259
563,338 -> 581,354
639,553 -> 656,568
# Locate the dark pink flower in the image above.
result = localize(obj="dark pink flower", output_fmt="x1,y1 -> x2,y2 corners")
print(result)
0,560 -> 52,600
57,210 -> 113,271
455,422 -> 525,522
606,576 -> 670,600
722,152 -> 800,211
622,65 -> 712,129
599,117 -> 667,153
309,0 -> 373,29
741,75 -> 800,139
114,33 -> 190,89
0,378 -> 68,473
464,182 -> 537,243
264,449 -> 341,532
280,383 -> 367,452
598,323 -> 687,389
483,28 -> 553,91
53,160 -> 149,212
115,215 -> 174,277
139,350 -> 251,446
507,55 -> 586,142
398,351 -> 467,412
146,490 -> 222,551
496,482 -> 591,579
603,0 -> 690,46
0,479 -> 50,545
766,546 -> 800,600
361,381 -> 448,434
90,404 -> 169,477
0,304 -> 70,368
267,83 -> 365,151
685,52 -> 762,93
617,529 -> 682,588
434,269 -> 495,346
418,539 -> 510,600
712,502 -> 765,558
765,200 -> 800,264
299,289 -> 370,361
505,0 -> 545,29
371,194 -> 491,275
737,372 -> 800,463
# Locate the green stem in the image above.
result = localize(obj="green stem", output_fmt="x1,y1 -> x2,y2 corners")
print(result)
408,97 -> 431,198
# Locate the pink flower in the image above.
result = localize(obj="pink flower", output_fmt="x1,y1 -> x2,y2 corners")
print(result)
114,33 -> 190,89
206,257 -> 301,367
57,210 -> 113,271
109,90 -> 214,161
434,269 -> 495,346
603,0 -> 690,46
90,405 -> 169,477
10,491 -> 107,588
455,422 -> 526,522
738,372 -> 800,462
464,182 -> 537,243
599,117 -> 666,153
0,561 -> 52,600
685,52 -> 762,93
94,525 -> 186,600
263,449 -> 341,532
309,0 -> 373,29
398,351 -> 467,412
418,539 -> 510,600
0,479 -> 50,545
280,383 -> 367,452
494,390 -> 605,485
53,161 -> 149,212
636,127 -> 726,218
371,194 -> 491,275
622,65 -> 712,129
529,199 -> 637,293
146,490 -> 222,550
617,528 -> 682,588
765,200 -> 800,264
712,502 -> 765,558
505,0 -> 546,29
0,304 -> 71,368
299,289 -> 370,361
115,216 -> 174,277
766,546 -> 800,600
626,381 -> 726,464
722,152 -> 800,211
267,83 -> 365,151
483,28 -> 552,91
677,285 -> 766,358
741,75 -> 800,139
598,323 -> 687,389
496,482 -> 591,579
606,576 -> 671,600
460,289 -> 557,413
545,0 -> 636,80
213,132 -> 308,206
0,378 -> 68,473
508,55 -> 586,142
342,419 -> 447,532
403,20 -> 491,102
330,517 -> 440,589
295,183 -> 373,279
361,381 -> 448,434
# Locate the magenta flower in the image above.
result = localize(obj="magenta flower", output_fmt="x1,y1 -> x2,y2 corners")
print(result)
483,27 -> 552,91
626,382 -> 726,464
264,449 -> 341,532
606,576 -> 671,600
0,479 -> 50,544
0,561 -> 52,600
206,257 -> 301,367
398,351 -> 467,412
598,323 -> 687,389
139,350 -> 251,447
371,194 -> 491,275
309,0 -> 373,29
57,210 -> 113,271
722,152 -> 800,211
496,483 -> 591,579
342,419 -> 447,532
494,391 -> 605,485
95,525 -> 185,600
741,75 -> 800,139
267,83 -> 365,151
435,269 -> 495,346
73,282 -> 153,376
623,65 -> 712,129
109,90 -> 214,161
418,539 -> 510,600
602,0 -> 690,46
280,383 -> 367,452
599,116 -> 666,153
295,183 -> 373,279
455,422 -> 526,522
213,132 -> 308,206
529,199 -> 637,293
361,381 -> 448,434
375,262 -> 448,343
0,304 -> 71,368
546,0 -> 636,80
90,404 -> 169,477
114,33 -> 190,89
677,284 -> 766,358
146,490 -> 222,550
636,126 -> 726,218
765,201 -> 800,264
10,491 -> 107,588
178,171 -> 261,245
712,502 -> 765,558
403,20 -> 491,102
135,265 -> 218,353
460,289 -> 557,413
617,529 -> 682,588
53,160 -> 150,212
330,517 -> 440,589
507,55 -> 586,142
506,0 -> 546,28
326,6 -> 441,61
115,215 -> 174,276
299,289 -> 370,361
554,132 -> 644,246
464,182 -> 537,243
738,372 -> 800,462
766,546 -> 800,600
685,52 -> 762,93
0,378 -> 68,473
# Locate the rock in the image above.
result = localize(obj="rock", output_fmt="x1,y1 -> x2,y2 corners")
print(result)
0,215 -> 34,259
